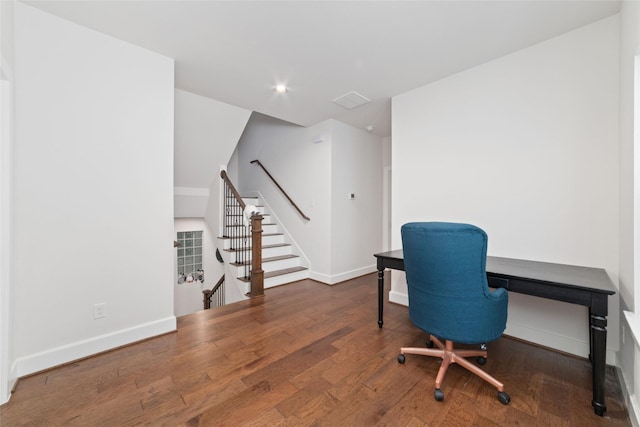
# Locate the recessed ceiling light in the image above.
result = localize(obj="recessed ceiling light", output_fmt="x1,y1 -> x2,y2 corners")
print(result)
275,84 -> 287,94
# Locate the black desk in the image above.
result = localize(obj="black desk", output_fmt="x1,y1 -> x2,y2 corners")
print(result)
374,250 -> 616,416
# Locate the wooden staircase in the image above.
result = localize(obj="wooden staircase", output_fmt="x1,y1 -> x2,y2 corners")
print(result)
219,196 -> 309,291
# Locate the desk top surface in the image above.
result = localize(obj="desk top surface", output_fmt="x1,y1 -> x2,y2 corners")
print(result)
374,250 -> 615,295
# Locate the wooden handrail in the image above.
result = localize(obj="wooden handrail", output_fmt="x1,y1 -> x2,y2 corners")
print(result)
203,274 -> 225,309
220,170 -> 246,210
250,159 -> 310,221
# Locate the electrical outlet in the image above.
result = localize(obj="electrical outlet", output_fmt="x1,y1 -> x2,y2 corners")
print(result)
93,303 -> 106,319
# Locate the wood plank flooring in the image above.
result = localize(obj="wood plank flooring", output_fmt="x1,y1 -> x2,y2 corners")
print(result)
0,273 -> 631,426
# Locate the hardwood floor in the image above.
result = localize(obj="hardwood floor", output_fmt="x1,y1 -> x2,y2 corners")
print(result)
0,273 -> 631,426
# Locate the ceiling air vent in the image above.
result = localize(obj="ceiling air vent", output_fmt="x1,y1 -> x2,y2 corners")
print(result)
332,91 -> 370,110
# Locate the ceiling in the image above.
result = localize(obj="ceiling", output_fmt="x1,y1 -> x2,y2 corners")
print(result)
26,1 -> 621,137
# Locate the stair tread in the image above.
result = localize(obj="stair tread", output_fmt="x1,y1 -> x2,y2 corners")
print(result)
238,266 -> 308,282
230,254 -> 299,267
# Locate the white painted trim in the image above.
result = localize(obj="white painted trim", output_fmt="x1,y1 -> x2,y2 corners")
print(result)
618,367 -> 640,427
628,394 -> 640,427
0,77 -> 14,405
336,267 -> 375,284
634,53 -> 640,313
15,316 -> 176,378
625,311 -> 640,347
309,265 -> 377,285
309,271 -> 332,284
1,53 -> 14,81
389,290 -> 408,306
382,166 -> 392,252
623,311 -> 640,426
506,322 -> 618,366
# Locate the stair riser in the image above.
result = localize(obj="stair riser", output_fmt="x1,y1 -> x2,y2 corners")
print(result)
229,199 -> 265,214
230,257 -> 301,276
224,211 -> 269,222
263,257 -> 301,272
237,282 -> 250,295
224,223 -> 277,234
264,270 -> 309,288
262,245 -> 293,258
228,245 -> 292,263
224,213 -> 271,222
220,234 -> 284,250
235,269 -> 309,290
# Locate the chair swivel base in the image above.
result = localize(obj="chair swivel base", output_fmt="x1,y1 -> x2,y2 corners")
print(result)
398,336 -> 510,405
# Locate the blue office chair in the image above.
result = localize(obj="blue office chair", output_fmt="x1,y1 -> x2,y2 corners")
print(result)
398,222 -> 510,404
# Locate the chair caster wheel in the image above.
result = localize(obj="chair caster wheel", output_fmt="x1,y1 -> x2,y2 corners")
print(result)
477,356 -> 487,365
397,354 -> 406,364
498,391 -> 510,405
434,389 -> 444,401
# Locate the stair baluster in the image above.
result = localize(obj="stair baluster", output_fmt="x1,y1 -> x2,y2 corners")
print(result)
221,170 -> 264,296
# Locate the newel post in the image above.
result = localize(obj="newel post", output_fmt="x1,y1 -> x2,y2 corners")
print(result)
250,214 -> 264,297
202,289 -> 212,310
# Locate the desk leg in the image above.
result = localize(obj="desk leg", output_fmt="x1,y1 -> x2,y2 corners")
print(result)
377,269 -> 384,328
590,313 -> 608,416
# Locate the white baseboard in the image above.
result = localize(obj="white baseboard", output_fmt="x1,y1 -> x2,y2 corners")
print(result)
309,265 -> 377,285
629,394 -> 640,427
309,271 -> 331,283
389,290 -> 408,306
15,316 -> 176,378
618,368 -> 640,427
0,362 -> 18,405
505,322 -> 617,365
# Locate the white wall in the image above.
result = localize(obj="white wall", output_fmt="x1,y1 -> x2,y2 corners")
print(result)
0,0 -> 15,405
331,121 -> 383,281
237,114 -> 332,276
618,2 -> 640,424
12,3 -> 175,376
619,2 -> 638,313
235,113 -> 383,283
174,88 -> 250,218
0,79 -> 14,405
392,16 -> 619,362
382,136 -> 392,252
173,218 -> 220,317
1,0 -> 14,75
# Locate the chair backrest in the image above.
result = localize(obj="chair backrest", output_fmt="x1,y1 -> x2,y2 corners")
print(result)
401,222 -> 508,344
